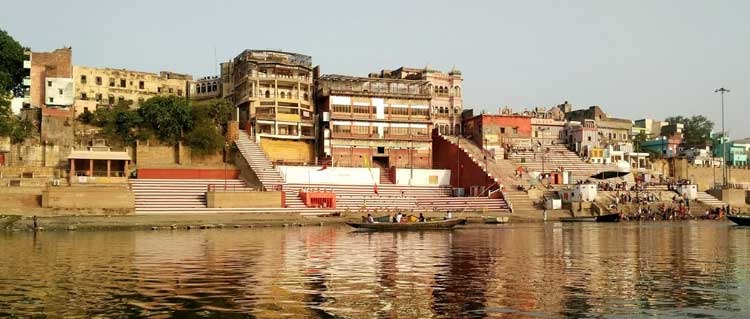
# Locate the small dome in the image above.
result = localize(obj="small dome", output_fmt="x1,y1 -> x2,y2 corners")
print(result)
449,65 -> 462,75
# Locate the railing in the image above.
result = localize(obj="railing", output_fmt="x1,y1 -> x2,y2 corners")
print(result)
207,184 -> 256,192
74,170 -> 126,177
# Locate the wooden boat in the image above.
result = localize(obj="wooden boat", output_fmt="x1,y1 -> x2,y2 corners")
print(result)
483,216 -> 510,224
727,214 -> 750,226
346,219 -> 466,230
560,213 -> 621,223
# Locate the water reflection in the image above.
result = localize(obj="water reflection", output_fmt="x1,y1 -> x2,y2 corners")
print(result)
1,222 -> 749,318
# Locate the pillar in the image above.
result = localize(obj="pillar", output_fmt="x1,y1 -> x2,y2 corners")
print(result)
70,159 -> 75,183
107,160 -> 111,177
89,159 -> 93,176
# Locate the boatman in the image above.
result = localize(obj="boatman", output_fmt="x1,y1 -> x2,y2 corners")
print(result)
366,214 -> 375,223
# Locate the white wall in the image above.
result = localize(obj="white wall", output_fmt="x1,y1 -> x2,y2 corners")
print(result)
278,166 -> 380,185
44,77 -> 75,106
394,168 -> 451,186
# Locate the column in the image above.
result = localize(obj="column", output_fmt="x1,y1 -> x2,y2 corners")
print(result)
107,160 -> 111,177
70,159 -> 75,183
89,159 -> 93,177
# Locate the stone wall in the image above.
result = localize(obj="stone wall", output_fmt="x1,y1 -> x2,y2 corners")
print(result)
135,140 -> 225,168
6,143 -> 66,168
42,186 -> 134,212
259,138 -> 313,163
206,191 -> 282,208
673,160 -> 750,191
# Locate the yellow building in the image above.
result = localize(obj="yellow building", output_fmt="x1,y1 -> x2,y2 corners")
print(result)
72,66 -> 192,115
225,50 -> 315,163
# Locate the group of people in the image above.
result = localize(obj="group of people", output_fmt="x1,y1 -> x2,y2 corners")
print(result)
364,212 -> 426,223
621,203 -> 693,221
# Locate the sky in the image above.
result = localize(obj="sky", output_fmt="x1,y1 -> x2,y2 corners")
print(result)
2,0 -> 748,137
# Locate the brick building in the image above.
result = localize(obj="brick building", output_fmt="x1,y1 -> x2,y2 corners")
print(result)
316,74 -> 433,169
463,113 -> 532,158
373,66 -> 463,135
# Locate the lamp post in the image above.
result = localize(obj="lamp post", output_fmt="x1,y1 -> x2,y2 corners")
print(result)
224,142 -> 229,190
715,87 -> 730,188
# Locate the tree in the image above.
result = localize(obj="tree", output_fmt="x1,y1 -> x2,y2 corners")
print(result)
665,115 -> 714,148
138,96 -> 192,144
0,29 -> 25,95
184,123 -> 225,156
92,103 -> 143,146
191,98 -> 234,128
633,131 -> 647,152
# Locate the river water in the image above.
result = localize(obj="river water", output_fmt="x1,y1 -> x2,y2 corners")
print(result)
1,221 -> 749,318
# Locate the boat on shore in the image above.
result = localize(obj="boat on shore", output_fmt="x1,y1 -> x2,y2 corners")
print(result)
560,213 -> 621,223
483,216 -> 509,224
727,214 -> 750,226
346,219 -> 466,230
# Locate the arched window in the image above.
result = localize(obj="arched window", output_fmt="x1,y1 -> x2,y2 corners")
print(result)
303,93 -> 308,100
265,90 -> 270,98
212,82 -> 217,92
454,86 -> 460,96
280,92 -> 286,99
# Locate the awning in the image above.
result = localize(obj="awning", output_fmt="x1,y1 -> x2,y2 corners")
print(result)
67,151 -> 131,161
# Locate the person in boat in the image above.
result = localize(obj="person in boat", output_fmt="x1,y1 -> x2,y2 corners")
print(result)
392,214 -> 397,223
445,210 -> 453,220
418,213 -> 426,222
367,214 -> 375,223
395,212 -> 403,223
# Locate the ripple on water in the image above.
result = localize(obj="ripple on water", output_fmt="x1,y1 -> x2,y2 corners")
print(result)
0,223 -> 749,318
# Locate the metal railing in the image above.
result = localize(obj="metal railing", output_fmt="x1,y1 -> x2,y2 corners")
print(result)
74,170 -> 126,177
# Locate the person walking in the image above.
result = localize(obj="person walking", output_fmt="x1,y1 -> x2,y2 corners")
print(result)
543,209 -> 548,222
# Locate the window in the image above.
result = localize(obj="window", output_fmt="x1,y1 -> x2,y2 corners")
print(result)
80,93 -> 87,100
352,126 -> 370,135
333,124 -> 351,134
389,107 -> 408,116
587,136 -> 592,141
118,96 -> 125,103
48,97 -> 54,103
500,127 -> 506,134
109,78 -> 115,87
47,81 -> 52,87
96,76 -> 102,85
411,107 -> 428,117
80,75 -> 87,84
303,93 -> 308,100
95,93 -> 102,102
139,81 -> 144,89
212,82 -> 217,91
265,90 -> 270,98
353,105 -> 369,114
157,87 -> 162,93
120,79 -> 126,88
177,89 -> 183,97
280,92 -> 285,99
388,127 -> 408,136
168,88 -> 173,94
58,89 -> 63,95
108,95 -> 115,105
512,128 -> 518,135
332,104 -> 351,113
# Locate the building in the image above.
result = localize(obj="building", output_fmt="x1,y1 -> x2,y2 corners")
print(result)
633,118 -> 668,138
564,120 -> 599,157
189,75 -> 222,100
224,50 -> 315,163
316,74 -> 433,169
72,66 -> 192,115
463,113 -> 532,158
563,105 -> 632,144
28,47 -> 73,110
641,135 -> 683,158
714,140 -> 748,167
373,66 -> 463,135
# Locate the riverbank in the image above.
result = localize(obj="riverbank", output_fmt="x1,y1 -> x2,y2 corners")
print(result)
3,210 -> 542,232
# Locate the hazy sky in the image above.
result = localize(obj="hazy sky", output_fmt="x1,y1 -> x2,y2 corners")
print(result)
2,0 -> 747,137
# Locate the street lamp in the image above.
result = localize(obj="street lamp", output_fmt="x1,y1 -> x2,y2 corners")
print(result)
224,142 -> 229,190
715,87 -> 730,188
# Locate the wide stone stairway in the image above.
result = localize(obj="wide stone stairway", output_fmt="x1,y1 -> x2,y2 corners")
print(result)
130,178 -> 251,213
510,144 -> 620,181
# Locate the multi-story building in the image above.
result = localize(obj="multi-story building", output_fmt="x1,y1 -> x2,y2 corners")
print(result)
28,47 -> 74,110
189,75 -> 222,101
563,105 -> 632,145
72,66 -> 191,115
463,112 -> 532,159
633,118 -> 668,138
564,120 -> 599,157
225,50 -> 315,163
373,66 -> 462,135
316,74 -> 433,169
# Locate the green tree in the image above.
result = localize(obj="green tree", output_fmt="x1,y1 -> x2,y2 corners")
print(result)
0,29 -> 25,94
633,131 -> 647,152
92,103 -> 143,146
191,98 -> 234,128
665,115 -> 714,148
138,96 -> 192,144
184,122 -> 225,156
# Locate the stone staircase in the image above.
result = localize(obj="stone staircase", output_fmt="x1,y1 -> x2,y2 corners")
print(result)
695,191 -> 727,208
235,131 -> 285,190
510,144 -> 620,181
129,178 -> 250,213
